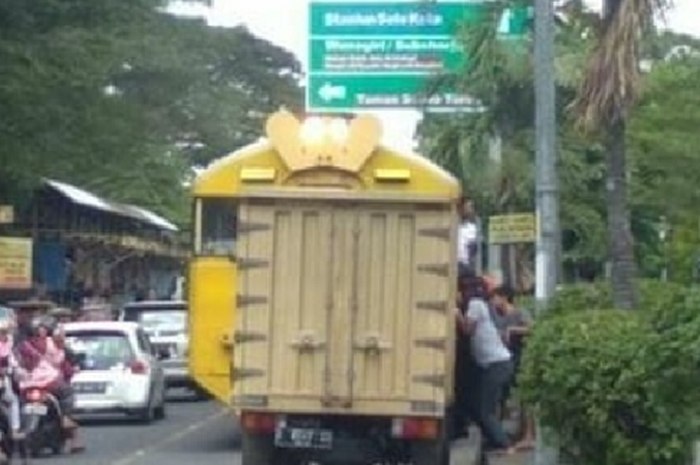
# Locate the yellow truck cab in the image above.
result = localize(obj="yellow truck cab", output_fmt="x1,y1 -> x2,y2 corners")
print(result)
188,110 -> 460,465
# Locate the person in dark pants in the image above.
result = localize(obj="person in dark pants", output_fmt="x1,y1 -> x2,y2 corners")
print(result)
451,270 -> 481,440
491,285 -> 535,450
456,274 -> 515,455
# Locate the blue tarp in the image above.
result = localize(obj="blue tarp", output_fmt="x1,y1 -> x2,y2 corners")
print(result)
34,240 -> 67,292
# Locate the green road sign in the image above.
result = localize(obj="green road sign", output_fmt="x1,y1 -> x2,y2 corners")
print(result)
307,1 -> 531,112
309,37 -> 464,75
307,74 -> 485,112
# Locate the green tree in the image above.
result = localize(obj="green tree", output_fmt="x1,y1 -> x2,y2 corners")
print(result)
417,0 -> 606,280
573,0 -> 672,308
419,2 -> 700,285
113,17 -> 304,168
0,0 -> 304,226
627,55 -> 700,282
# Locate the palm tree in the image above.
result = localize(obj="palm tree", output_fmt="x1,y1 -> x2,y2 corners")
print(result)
573,0 -> 670,309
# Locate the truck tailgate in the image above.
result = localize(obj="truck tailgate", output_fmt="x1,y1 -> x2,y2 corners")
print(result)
232,198 -> 455,417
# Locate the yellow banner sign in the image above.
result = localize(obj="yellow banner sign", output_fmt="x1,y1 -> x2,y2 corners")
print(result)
0,206 -> 13,224
0,237 -> 33,290
488,213 -> 537,244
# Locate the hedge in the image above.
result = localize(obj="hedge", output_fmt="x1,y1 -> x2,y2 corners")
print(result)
519,280 -> 700,465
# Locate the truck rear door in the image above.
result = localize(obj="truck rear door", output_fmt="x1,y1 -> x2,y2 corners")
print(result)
233,198 -> 454,416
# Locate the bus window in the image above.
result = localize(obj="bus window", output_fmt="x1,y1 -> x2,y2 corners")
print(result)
196,198 -> 237,256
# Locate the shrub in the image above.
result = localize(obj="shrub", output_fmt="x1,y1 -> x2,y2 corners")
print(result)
520,306 -> 700,465
542,279 -> 687,318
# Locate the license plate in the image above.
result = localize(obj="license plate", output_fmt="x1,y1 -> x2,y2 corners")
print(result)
274,427 -> 333,450
24,403 -> 47,416
73,382 -> 107,394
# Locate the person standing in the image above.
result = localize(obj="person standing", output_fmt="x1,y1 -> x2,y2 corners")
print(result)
456,275 -> 514,455
457,196 -> 479,272
491,285 -> 535,450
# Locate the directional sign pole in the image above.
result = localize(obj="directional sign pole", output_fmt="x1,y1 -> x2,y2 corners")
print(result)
533,0 -> 561,461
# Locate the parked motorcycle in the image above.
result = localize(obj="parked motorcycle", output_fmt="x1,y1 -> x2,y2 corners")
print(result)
21,387 -> 66,457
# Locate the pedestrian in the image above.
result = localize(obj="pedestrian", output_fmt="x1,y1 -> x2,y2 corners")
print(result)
451,269 -> 480,440
455,273 -> 515,455
490,284 -> 536,450
457,196 -> 479,272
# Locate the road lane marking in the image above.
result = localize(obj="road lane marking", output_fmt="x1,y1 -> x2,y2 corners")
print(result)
109,408 -> 230,465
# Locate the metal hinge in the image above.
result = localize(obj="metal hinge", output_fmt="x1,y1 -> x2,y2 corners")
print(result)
416,300 -> 449,313
232,368 -> 265,381
238,258 -> 270,270
234,331 -> 267,344
417,263 -> 450,277
414,337 -> 447,351
237,221 -> 271,235
236,294 -> 268,307
412,374 -> 445,387
418,226 -> 450,241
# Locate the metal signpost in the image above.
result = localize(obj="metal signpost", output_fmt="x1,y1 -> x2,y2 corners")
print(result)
307,1 -> 531,112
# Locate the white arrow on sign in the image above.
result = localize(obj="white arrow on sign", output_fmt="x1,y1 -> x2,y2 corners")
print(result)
318,82 -> 346,102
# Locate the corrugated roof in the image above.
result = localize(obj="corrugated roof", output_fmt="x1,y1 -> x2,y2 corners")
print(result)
43,179 -> 178,232
45,179 -> 118,215
123,205 -> 178,232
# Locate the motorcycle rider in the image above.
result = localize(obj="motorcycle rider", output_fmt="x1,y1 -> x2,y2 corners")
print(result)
12,308 -> 33,349
16,319 -> 84,454
0,321 -> 21,464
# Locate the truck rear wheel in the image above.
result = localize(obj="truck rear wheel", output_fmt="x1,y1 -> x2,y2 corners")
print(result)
411,438 -> 450,465
241,432 -> 275,465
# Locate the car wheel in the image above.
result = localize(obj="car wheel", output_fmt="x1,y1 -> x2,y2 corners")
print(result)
138,394 -> 154,424
154,391 -> 167,420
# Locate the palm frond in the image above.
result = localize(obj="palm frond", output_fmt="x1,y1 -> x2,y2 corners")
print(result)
573,0 -> 671,130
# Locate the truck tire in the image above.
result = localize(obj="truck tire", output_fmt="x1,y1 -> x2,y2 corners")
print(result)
241,432 -> 275,465
411,436 -> 450,465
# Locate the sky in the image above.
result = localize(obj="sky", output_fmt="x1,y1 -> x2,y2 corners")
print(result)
171,0 -> 700,151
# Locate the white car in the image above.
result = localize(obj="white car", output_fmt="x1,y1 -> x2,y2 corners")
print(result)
63,321 -> 167,423
119,301 -> 201,395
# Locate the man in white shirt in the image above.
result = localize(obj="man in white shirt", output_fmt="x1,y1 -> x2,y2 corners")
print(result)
457,196 -> 479,269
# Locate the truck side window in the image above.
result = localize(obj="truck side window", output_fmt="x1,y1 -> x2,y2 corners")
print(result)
198,198 -> 237,257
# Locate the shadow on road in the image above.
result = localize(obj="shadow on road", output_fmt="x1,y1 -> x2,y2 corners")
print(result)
75,392 -> 208,427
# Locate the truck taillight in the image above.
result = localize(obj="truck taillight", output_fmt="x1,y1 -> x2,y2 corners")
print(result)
241,412 -> 277,434
129,360 -> 148,375
391,418 -> 439,440
27,389 -> 44,402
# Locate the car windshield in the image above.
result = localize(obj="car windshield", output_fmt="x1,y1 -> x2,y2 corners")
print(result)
65,330 -> 133,371
124,309 -> 186,337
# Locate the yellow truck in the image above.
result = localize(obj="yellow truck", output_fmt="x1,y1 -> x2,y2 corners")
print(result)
188,110 -> 460,464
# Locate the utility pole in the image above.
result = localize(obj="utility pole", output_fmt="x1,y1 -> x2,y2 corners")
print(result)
533,0 -> 560,462
488,134 -> 503,283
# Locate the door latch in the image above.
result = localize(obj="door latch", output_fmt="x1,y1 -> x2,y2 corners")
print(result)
353,334 -> 391,355
290,332 -> 326,352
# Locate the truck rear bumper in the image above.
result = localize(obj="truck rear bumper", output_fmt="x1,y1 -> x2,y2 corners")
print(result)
239,411 -> 447,464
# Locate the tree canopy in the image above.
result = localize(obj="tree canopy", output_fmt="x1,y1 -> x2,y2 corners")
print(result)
0,0 -> 304,225
418,2 -> 700,285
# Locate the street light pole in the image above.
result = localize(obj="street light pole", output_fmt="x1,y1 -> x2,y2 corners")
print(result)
533,0 -> 560,462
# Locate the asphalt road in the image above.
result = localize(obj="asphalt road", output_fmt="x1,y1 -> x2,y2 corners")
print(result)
42,390 -> 526,465
51,391 -> 239,465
